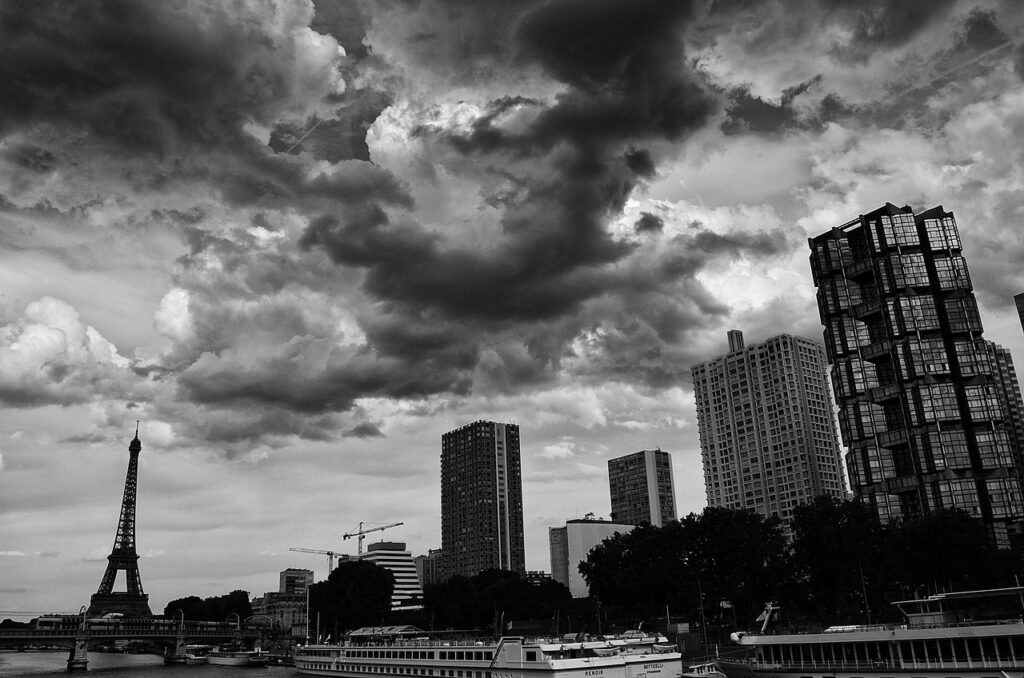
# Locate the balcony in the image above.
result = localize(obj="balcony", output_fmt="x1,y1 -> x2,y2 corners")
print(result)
869,383 -> 902,403
860,340 -> 891,361
852,298 -> 882,319
877,429 -> 908,448
886,476 -> 919,493
845,258 -> 874,279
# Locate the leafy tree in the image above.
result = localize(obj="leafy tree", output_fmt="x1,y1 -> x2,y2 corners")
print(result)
790,496 -> 894,624
310,559 -> 394,637
162,590 -> 251,621
580,523 -> 687,619
422,575 -> 483,629
163,595 -> 204,620
677,507 -> 791,625
421,570 -> 572,632
580,509 -> 790,626
892,509 -> 1023,595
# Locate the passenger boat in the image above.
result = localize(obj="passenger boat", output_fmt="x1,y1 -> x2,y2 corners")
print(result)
294,629 -> 683,678
718,587 -> 1024,678
207,645 -> 268,667
185,644 -> 213,665
682,661 -> 727,678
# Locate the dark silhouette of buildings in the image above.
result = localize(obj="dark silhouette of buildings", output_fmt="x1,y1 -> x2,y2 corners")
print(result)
87,424 -> 152,617
607,449 -> 676,526
440,421 -> 526,578
692,331 -> 848,534
809,203 -> 1024,546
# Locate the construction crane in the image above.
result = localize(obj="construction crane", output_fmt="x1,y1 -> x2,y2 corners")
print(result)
342,521 -> 404,556
289,547 -> 346,572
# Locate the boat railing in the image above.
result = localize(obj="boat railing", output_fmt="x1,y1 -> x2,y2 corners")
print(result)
742,656 -> 1024,672
746,616 -> 1024,637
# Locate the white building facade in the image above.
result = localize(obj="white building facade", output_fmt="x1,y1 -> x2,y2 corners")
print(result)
549,517 -> 635,598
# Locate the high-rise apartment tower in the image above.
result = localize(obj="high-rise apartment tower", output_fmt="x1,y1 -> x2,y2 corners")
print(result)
692,332 -> 848,532
607,449 -> 677,526
441,421 -> 526,578
809,202 -> 1024,545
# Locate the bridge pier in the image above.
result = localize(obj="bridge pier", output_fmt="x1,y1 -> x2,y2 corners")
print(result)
66,635 -> 89,672
163,631 -> 189,664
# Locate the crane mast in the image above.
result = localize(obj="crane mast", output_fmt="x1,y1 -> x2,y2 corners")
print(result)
342,521 -> 404,556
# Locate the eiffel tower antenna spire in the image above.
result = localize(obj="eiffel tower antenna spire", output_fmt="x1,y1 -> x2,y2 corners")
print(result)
87,424 -> 152,617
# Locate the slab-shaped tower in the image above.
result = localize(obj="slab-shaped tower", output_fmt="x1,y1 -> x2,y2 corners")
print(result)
87,424 -> 152,617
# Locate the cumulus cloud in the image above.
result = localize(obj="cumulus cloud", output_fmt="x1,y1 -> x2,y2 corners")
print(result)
2,0 -> 1022,459
0,297 -> 137,407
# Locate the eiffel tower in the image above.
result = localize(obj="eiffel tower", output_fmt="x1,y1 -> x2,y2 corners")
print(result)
87,423 -> 152,617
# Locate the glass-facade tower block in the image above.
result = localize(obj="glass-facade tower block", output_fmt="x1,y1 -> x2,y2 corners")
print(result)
809,202 -> 1024,546
440,421 -> 526,579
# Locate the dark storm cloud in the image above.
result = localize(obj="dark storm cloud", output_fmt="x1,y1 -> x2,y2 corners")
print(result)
635,213 -> 664,234
3,143 -> 58,172
351,0 -> 721,322
177,338 -> 473,414
1,1 -> 277,143
954,7 -> 1009,52
819,0 -> 959,60
269,90 -> 393,163
342,422 -> 385,438
517,0 -> 716,146
721,87 -> 796,134
718,75 -> 850,135
311,0 -> 372,60
0,0 -> 411,214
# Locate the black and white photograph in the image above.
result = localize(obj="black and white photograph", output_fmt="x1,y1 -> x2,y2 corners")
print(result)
3,0 -> 1024,674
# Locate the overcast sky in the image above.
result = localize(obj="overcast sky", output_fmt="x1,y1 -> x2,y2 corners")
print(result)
3,0 -> 1024,618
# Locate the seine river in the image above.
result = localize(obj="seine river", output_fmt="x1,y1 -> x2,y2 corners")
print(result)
0,651 -> 294,676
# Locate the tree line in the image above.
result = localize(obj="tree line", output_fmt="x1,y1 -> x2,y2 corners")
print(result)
160,498 -> 1024,637
582,497 -> 1022,633
162,589 -> 252,621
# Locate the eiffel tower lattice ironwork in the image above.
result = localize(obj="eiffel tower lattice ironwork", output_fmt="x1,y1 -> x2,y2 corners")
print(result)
87,423 -> 152,617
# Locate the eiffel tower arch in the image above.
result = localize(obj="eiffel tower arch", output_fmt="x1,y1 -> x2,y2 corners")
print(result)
87,424 -> 152,617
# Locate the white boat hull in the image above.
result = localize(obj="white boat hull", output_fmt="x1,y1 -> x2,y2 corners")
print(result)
295,635 -> 682,678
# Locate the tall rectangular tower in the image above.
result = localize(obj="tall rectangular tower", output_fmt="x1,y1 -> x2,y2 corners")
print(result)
607,449 -> 677,526
279,568 -> 313,595
441,420 -> 526,578
809,202 -> 1024,546
692,332 -> 848,532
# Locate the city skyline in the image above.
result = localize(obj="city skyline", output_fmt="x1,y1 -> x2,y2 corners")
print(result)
3,1 -> 1024,616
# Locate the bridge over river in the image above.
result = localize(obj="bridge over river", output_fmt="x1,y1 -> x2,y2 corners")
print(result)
0,617 -> 265,671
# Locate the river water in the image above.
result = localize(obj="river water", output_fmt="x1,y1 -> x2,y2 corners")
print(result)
0,651 -> 294,676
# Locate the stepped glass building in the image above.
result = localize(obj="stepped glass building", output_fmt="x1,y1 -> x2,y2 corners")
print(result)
809,202 -> 1024,546
691,331 -> 848,533
441,421 -> 526,578
361,542 -> 424,611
